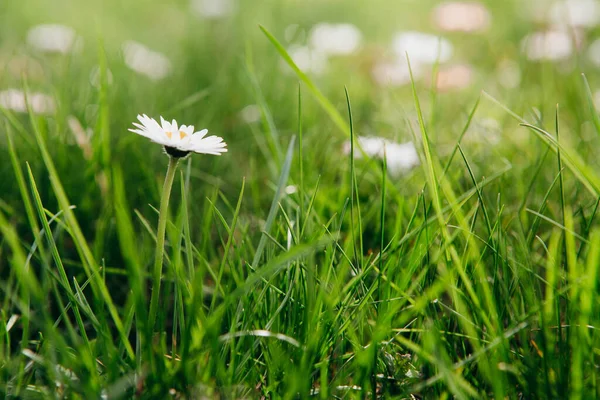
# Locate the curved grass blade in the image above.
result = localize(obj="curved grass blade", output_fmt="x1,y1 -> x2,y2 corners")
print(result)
259,25 -> 348,136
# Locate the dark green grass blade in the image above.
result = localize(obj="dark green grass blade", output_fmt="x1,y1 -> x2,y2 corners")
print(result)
345,87 -> 363,271
457,145 -> 492,236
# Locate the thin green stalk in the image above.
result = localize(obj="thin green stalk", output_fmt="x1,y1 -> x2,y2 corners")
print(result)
149,156 -> 179,331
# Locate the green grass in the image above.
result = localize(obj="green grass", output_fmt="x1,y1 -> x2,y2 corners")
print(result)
2,0 -> 600,398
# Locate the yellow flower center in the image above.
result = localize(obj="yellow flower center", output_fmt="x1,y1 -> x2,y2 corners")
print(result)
165,131 -> 172,139
179,131 -> 187,139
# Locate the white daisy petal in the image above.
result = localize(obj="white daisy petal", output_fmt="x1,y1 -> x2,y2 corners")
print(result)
129,115 -> 228,158
160,116 -> 171,132
189,135 -> 228,154
183,125 -> 195,135
193,129 -> 209,140
128,128 -> 153,139
132,122 -> 149,132
140,114 -> 162,134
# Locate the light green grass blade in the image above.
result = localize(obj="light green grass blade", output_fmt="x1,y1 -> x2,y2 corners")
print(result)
581,73 -> 600,137
244,45 -> 283,163
578,229 -> 600,398
95,37 -> 111,172
484,91 -> 600,196
6,124 -> 44,261
26,163 -> 92,352
408,59 -> 501,375
259,25 -> 349,135
439,96 -> 480,182
112,165 -> 149,364
565,208 -> 582,400
211,178 -> 246,310
297,85 -> 305,235
0,210 -> 42,304
407,56 -> 443,226
23,81 -> 135,361
252,136 -> 296,267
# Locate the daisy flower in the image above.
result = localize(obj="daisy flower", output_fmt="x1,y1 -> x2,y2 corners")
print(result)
129,114 -> 227,158
130,113 -> 228,331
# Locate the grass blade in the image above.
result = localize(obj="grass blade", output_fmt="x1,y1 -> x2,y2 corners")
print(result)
252,136 -> 296,267
259,25 -> 349,135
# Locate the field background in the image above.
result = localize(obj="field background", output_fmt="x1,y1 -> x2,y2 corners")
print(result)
2,0 -> 600,398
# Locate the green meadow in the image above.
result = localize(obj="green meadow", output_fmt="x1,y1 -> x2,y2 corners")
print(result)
2,0 -> 600,398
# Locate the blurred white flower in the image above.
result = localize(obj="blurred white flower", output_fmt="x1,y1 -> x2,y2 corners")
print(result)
190,0 -> 234,18
432,2 -> 491,33
587,38 -> 600,66
0,89 -> 55,115
549,0 -> 600,28
284,45 -> 328,74
343,137 -> 420,176
285,185 -> 298,194
392,31 -> 453,65
129,114 -> 227,157
240,104 -> 261,123
434,64 -> 474,91
372,59 -> 421,87
122,41 -> 172,81
308,23 -> 362,56
496,59 -> 521,88
27,24 -> 82,54
521,30 -> 573,61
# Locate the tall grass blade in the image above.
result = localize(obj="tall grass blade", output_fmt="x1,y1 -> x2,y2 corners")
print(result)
252,136 -> 296,267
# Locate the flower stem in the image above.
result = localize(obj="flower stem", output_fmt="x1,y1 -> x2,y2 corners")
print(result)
149,156 -> 179,331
